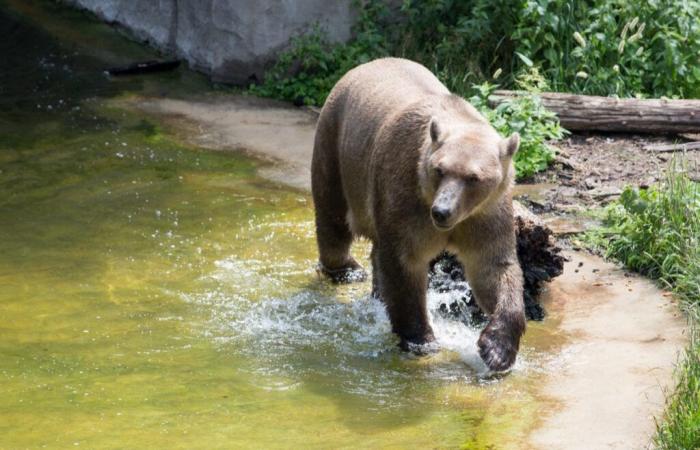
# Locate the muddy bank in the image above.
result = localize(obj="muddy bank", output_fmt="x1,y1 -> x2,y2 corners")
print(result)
527,134 -> 700,214
127,95 -> 317,191
532,252 -> 686,449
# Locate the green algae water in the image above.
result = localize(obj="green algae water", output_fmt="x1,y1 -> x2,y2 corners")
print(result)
0,2 -> 560,448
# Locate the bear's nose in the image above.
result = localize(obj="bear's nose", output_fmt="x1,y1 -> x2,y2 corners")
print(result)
431,206 -> 451,224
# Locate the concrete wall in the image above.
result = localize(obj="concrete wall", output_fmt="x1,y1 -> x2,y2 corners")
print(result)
67,0 -> 355,84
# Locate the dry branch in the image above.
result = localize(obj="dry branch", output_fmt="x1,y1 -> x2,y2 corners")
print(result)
644,141 -> 700,152
488,90 -> 700,134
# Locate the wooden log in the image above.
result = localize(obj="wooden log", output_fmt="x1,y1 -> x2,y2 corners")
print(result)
488,90 -> 700,134
430,201 -> 565,322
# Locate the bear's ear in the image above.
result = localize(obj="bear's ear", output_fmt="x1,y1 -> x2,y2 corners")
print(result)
429,119 -> 441,143
500,132 -> 520,158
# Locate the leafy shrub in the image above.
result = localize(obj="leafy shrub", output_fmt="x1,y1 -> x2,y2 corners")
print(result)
249,2 -> 389,106
513,0 -> 700,98
396,0 -> 700,98
469,74 -> 566,179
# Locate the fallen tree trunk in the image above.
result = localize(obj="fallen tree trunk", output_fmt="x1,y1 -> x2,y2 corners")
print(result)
430,201 -> 565,322
488,90 -> 700,134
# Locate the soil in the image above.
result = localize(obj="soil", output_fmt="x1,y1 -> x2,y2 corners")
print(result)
517,133 -> 700,215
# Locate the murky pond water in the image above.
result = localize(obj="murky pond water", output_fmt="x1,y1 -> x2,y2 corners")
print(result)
0,2 -> 561,448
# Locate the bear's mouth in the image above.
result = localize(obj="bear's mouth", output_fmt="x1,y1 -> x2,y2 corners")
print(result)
432,220 -> 456,231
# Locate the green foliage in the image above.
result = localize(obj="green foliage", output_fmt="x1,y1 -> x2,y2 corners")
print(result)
248,2 -> 389,106
396,0 -> 700,98
512,0 -> 700,98
595,162 -> 699,303
469,74 -> 565,179
583,161 -> 700,449
655,323 -> 700,450
252,0 -> 700,106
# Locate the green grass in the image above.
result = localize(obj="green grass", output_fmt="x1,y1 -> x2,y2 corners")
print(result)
583,159 -> 700,449
656,316 -> 700,450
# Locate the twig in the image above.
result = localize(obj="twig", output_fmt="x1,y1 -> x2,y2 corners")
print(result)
644,141 -> 700,153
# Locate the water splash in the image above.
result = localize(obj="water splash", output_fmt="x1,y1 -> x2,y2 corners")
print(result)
188,253 -> 534,397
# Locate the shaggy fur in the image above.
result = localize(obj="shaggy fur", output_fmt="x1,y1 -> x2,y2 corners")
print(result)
311,58 -> 525,371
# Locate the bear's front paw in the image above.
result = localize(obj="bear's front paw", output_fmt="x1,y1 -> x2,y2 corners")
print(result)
477,323 -> 520,372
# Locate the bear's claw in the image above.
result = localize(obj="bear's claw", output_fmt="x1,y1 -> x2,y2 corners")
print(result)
477,325 -> 519,372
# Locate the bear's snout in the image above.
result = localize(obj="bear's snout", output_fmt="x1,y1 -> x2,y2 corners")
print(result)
431,205 -> 452,226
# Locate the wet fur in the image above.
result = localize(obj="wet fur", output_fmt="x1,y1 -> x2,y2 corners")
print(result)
311,58 -> 525,371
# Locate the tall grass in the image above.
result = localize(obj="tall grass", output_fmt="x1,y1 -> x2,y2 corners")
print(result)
585,159 -> 699,449
655,315 -> 700,450
601,160 -> 699,305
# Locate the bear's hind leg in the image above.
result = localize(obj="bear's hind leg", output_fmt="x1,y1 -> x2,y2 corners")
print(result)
311,135 -> 365,284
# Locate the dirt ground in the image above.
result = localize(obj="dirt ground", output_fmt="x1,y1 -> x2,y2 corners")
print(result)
518,133 -> 700,214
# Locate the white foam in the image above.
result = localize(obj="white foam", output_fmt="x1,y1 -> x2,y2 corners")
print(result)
189,257 -> 538,395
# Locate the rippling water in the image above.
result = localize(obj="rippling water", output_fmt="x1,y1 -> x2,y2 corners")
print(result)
0,1 -> 560,448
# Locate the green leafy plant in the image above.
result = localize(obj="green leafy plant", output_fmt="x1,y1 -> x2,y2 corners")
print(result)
396,0 -> 700,98
469,72 -> 566,179
249,2 -> 389,106
511,0 -> 700,98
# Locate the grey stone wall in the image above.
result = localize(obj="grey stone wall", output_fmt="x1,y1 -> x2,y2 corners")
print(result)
67,0 -> 355,84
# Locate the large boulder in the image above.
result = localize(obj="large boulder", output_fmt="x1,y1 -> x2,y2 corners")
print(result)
68,0 -> 356,84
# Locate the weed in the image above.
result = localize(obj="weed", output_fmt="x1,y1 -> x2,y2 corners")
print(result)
249,2 -> 389,106
468,73 -> 566,179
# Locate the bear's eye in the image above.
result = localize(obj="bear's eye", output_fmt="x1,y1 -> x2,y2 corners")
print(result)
464,174 -> 480,183
435,167 -> 444,178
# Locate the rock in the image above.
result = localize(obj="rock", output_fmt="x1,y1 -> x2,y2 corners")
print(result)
590,186 -> 622,199
583,177 -> 598,189
67,0 -> 356,84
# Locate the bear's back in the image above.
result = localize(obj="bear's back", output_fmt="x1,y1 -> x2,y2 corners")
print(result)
319,59 -> 450,237
329,58 -> 449,123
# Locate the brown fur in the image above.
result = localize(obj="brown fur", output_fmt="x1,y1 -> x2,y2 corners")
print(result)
311,58 -> 525,371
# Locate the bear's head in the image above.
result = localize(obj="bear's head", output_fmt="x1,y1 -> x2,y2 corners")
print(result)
419,118 -> 519,231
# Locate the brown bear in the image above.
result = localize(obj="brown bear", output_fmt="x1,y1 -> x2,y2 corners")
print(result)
311,57 -> 525,371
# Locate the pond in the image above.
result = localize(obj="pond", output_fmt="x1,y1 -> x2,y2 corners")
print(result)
0,1 -> 560,448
